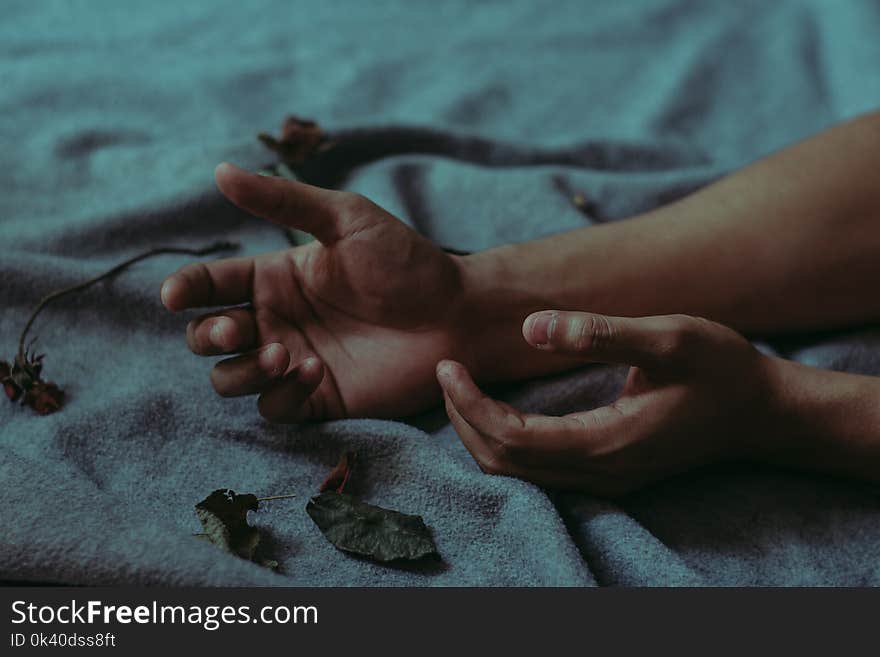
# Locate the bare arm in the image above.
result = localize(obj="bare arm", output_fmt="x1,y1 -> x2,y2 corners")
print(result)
162,112 -> 880,426
458,111 -> 880,382
438,311 -> 880,496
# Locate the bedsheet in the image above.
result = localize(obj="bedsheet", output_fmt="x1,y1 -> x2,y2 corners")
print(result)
2,0 -> 880,585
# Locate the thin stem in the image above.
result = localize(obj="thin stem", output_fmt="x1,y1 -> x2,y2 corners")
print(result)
17,241 -> 238,361
257,494 -> 297,502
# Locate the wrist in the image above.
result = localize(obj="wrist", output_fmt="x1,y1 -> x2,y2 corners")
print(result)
760,356 -> 880,480
451,246 -> 588,382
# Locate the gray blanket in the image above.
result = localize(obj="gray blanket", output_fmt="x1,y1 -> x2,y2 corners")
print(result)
2,0 -> 880,586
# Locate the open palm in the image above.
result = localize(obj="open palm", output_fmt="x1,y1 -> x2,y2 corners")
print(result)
161,163 -> 470,421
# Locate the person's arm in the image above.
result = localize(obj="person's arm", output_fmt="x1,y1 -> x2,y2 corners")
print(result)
161,111 -> 880,425
765,357 -> 880,482
457,110 -> 880,383
437,311 -> 880,496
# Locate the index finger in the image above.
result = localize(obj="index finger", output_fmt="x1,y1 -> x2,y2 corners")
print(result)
160,255 -> 255,311
215,162 -> 342,244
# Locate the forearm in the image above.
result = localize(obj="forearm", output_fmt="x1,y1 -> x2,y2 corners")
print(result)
458,111 -> 880,381
763,359 -> 880,482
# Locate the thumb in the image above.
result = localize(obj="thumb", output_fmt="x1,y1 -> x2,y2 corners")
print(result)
522,311 -> 699,370
215,162 -> 347,245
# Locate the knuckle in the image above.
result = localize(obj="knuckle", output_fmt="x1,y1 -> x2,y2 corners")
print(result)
691,315 -> 732,341
690,314 -> 714,329
570,313 -> 614,353
335,191 -> 371,217
489,422 -> 527,460
174,262 -> 199,283
179,262 -> 213,295
571,318 -> 593,352
490,432 -> 516,460
659,315 -> 703,357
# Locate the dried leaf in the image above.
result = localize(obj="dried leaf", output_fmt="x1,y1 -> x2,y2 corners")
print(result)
306,491 -> 439,563
195,489 -> 276,568
320,451 -> 356,494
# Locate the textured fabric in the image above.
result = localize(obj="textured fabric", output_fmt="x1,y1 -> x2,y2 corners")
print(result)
2,0 -> 880,586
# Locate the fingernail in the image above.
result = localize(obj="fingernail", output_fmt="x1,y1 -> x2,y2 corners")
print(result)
296,357 -> 321,380
528,312 -> 558,347
216,162 -> 254,183
436,360 -> 454,381
258,344 -> 287,376
209,318 -> 230,347
160,279 -> 175,310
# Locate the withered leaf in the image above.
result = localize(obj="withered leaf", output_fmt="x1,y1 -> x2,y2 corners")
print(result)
306,491 -> 438,563
195,489 -> 276,569
320,451 -> 356,494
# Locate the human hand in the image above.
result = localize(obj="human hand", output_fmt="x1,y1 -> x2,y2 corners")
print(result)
437,311 -> 787,496
161,163 -> 472,420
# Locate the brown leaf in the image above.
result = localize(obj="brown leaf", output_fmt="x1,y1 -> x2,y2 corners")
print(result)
320,451 -> 356,494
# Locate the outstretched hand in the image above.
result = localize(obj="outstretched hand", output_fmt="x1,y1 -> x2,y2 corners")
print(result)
161,163 -> 471,420
437,311 -> 785,496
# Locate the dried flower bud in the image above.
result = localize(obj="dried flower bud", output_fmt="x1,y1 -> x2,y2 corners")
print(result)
257,115 -> 332,165
1,352 -> 62,414
24,381 -> 64,415
319,451 -> 356,494
3,240 -> 237,417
